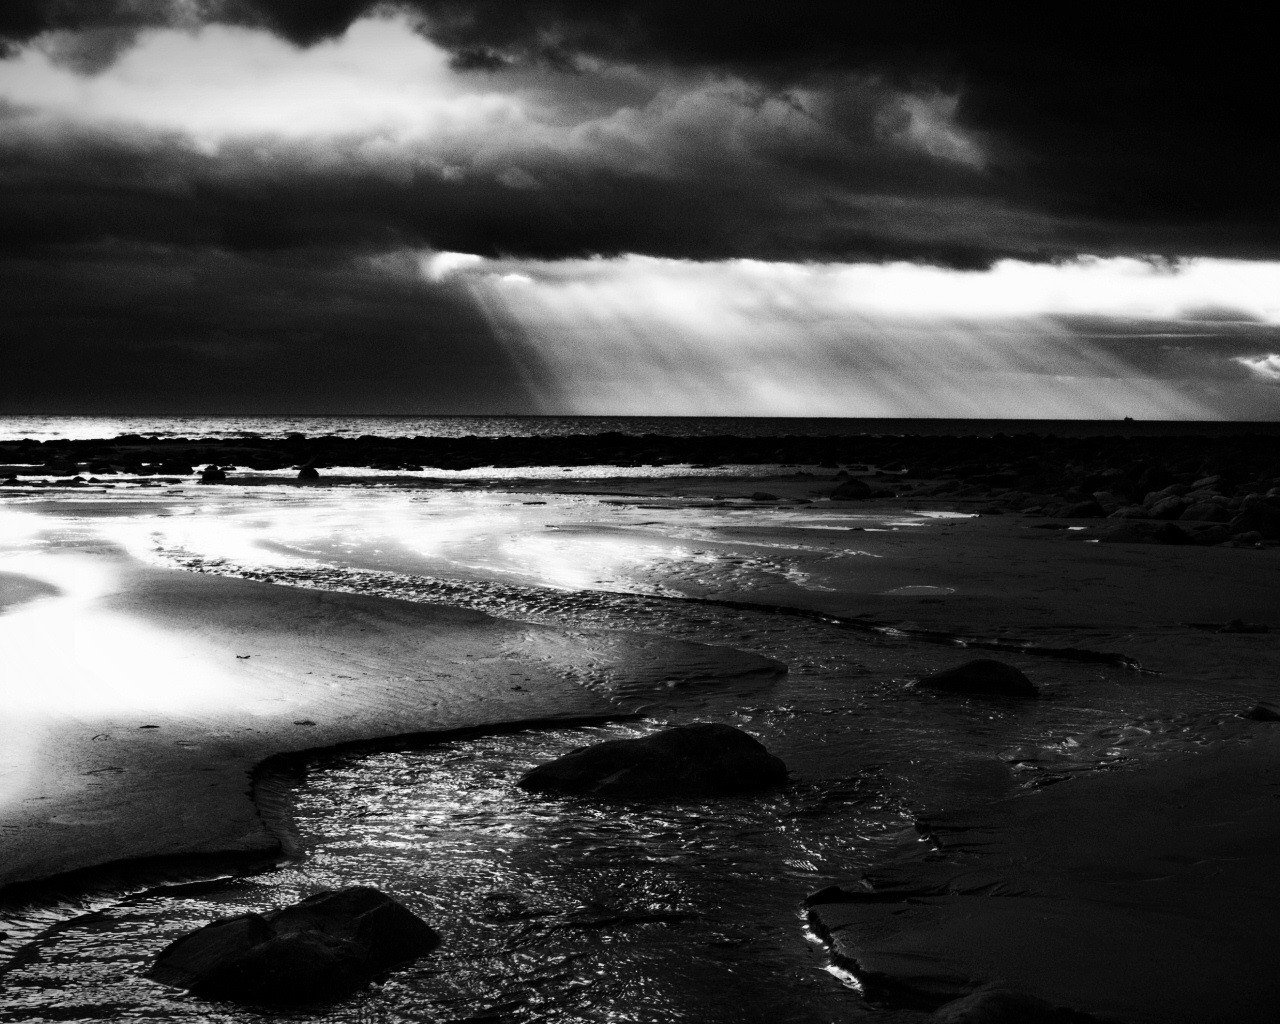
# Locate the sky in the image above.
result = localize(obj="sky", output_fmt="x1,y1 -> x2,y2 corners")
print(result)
2,1 -> 1278,418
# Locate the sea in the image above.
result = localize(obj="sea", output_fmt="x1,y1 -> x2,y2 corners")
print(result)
3,413 -> 1279,443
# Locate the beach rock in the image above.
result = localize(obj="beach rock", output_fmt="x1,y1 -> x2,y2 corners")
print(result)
1229,504 -> 1280,539
1181,499 -> 1231,522
933,986 -> 1104,1023
148,887 -> 438,1006
1146,483 -> 1189,503
1218,618 -> 1270,634
1185,523 -> 1233,545
750,491 -> 779,501
831,478 -> 873,500
518,723 -> 787,798
1059,499 -> 1105,518
1147,495 -> 1189,520
1090,491 -> 1125,514
1099,522 -> 1194,545
297,466 -> 320,481
199,465 -> 227,484
916,659 -> 1038,698
1243,701 -> 1280,722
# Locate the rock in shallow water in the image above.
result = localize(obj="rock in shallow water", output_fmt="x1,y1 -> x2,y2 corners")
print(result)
917,659 -> 1038,698
148,887 -> 438,1006
518,723 -> 787,798
831,478 -> 874,500
1244,701 -> 1280,722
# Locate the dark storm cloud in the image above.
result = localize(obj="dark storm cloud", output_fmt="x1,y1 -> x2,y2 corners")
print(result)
2,1 -> 1275,262
2,2 -> 1278,417
398,1 -> 1277,255
0,110 -> 1007,266
1,240 -> 538,414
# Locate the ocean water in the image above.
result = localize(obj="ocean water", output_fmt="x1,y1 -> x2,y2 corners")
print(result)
3,414 -> 1279,443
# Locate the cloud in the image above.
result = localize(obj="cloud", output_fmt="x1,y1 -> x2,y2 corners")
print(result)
0,13 -> 988,183
1236,354 -> 1280,384
2,4 -> 1279,418
4,7 -> 1276,267
1,240 -> 536,414
0,13 -> 1006,265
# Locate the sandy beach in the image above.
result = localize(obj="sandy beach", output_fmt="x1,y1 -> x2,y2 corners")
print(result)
2,461 -> 1279,1021
0,544 -> 781,883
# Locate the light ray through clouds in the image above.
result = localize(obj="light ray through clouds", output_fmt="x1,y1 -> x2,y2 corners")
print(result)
3,9 -> 1279,417
424,254 -> 1280,418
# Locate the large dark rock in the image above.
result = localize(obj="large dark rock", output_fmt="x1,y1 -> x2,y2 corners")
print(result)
1230,503 -> 1280,539
518,723 -> 787,798
1146,495 -> 1189,519
831,478 -> 873,500
1180,499 -> 1231,523
148,887 -> 438,1006
933,986 -> 1107,1023
916,659 -> 1038,698
1058,499 -> 1106,518
199,465 -> 227,484
297,465 -> 320,481
1099,521 -> 1195,545
1219,618 -> 1270,634
1244,701 -> 1280,722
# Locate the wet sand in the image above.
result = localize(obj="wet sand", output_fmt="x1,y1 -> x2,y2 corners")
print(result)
809,730 -> 1280,1023
2,470 -> 1279,1021
0,549 -> 780,892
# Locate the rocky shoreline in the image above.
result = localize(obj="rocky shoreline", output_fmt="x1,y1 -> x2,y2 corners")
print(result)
5,431 -> 1278,546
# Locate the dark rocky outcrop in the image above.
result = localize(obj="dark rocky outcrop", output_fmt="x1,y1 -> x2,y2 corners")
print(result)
831,478 -> 874,500
933,986 -> 1109,1023
518,723 -> 787,798
1219,618 -> 1269,634
1181,499 -> 1232,522
916,659 -> 1038,698
198,465 -> 227,484
1244,701 -> 1280,722
297,465 -> 320,481
1099,521 -> 1194,545
148,887 -> 438,1006
3,431 -> 1278,520
1058,499 -> 1106,518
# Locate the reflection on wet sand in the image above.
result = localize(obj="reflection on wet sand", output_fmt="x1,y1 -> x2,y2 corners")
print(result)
2,477 -> 1279,1023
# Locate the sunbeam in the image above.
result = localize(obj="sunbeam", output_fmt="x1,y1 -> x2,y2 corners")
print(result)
424,253 -> 1280,417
